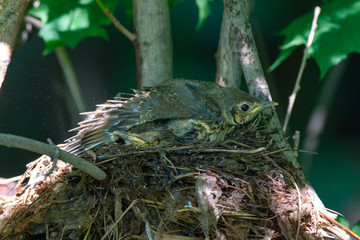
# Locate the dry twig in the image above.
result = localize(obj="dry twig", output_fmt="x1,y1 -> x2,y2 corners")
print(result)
283,7 -> 321,132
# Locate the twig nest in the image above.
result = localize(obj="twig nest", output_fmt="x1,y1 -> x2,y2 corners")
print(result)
0,124 -> 348,239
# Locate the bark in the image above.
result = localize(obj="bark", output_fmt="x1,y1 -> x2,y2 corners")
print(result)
222,0 -> 271,101
0,0 -> 29,89
215,0 -> 252,88
133,0 -> 173,89
215,9 -> 242,88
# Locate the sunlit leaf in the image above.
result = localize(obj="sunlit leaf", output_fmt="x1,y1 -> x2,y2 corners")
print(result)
28,0 -> 120,54
269,0 -> 360,79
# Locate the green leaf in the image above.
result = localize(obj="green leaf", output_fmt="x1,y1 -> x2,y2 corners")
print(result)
351,221 -> 360,235
28,0 -> 120,54
195,0 -> 213,30
270,0 -> 360,79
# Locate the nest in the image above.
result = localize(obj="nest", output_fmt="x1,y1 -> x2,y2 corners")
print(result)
0,122 -> 348,239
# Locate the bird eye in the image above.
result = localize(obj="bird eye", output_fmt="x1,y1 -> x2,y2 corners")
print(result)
241,104 -> 249,111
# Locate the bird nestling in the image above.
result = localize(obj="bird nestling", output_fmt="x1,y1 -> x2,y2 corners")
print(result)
65,79 -> 277,154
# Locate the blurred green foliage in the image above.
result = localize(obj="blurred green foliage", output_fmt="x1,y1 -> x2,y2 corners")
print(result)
337,215 -> 350,228
195,0 -> 214,30
352,221 -> 360,235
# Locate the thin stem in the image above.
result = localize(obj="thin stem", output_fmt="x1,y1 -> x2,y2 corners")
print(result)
96,0 -> 136,42
282,7 -> 321,132
55,47 -> 87,114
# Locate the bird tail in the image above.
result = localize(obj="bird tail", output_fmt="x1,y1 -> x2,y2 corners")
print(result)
64,99 -> 126,155
64,91 -> 147,155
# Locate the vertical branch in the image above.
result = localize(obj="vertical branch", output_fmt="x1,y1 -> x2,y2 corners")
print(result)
222,0 -> 271,101
215,9 -> 242,88
282,7 -> 321,132
0,0 -> 29,89
133,0 -> 173,89
215,1 -> 253,88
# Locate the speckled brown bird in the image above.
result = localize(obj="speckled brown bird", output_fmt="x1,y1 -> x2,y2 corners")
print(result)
66,79 -> 277,154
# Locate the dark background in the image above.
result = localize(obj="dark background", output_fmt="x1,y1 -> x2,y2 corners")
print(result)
1,0 -> 359,225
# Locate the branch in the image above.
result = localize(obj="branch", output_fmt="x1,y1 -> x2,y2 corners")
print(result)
216,1 -> 253,88
215,9 -> 242,88
0,134 -> 107,181
223,0 -> 271,101
96,0 -> 136,42
283,7 -> 321,133
0,0 -> 29,90
133,0 -> 173,88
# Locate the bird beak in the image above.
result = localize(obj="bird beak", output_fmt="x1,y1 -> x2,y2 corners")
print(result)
250,101 -> 278,114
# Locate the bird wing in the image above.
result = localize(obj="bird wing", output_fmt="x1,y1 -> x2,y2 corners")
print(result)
65,79 -> 223,154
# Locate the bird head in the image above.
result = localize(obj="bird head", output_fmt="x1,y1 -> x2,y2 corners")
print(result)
231,100 -> 278,125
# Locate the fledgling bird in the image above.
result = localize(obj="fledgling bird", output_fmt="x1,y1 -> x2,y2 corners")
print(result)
66,79 -> 277,154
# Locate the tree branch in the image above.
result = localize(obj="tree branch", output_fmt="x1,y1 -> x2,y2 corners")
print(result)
0,0 -> 29,90
215,9 -> 242,88
0,134 -> 107,181
216,1 -> 253,88
222,0 -> 271,101
133,0 -> 173,89
96,0 -> 136,42
283,7 -> 321,133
